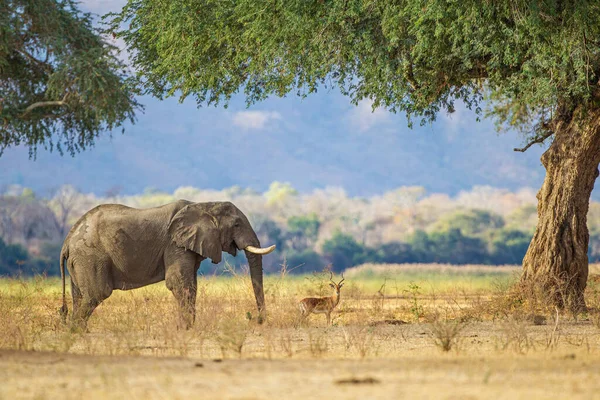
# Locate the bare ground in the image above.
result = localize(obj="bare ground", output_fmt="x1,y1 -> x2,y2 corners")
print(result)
2,321 -> 600,400
1,348 -> 599,400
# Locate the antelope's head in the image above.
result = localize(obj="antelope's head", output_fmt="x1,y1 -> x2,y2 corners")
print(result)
328,272 -> 345,295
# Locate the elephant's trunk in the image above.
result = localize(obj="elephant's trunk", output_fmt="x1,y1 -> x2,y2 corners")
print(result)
245,250 -> 266,324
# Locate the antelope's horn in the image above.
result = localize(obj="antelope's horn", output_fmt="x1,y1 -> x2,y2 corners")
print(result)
244,245 -> 276,255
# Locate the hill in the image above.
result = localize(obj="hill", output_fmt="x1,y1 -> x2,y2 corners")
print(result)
0,93 -> 547,197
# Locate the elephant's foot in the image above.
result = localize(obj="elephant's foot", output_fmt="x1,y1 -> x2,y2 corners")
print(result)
176,314 -> 194,330
68,319 -> 89,334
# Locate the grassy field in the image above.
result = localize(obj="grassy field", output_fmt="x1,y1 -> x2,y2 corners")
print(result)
2,263 -> 600,399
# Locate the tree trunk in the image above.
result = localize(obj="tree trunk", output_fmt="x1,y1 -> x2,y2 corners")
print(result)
521,110 -> 600,311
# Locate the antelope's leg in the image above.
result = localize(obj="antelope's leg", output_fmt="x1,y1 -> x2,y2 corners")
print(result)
296,303 -> 308,327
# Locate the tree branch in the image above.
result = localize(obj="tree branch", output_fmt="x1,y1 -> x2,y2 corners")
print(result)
514,130 -> 554,152
15,48 -> 53,74
403,51 -> 420,91
21,94 -> 69,116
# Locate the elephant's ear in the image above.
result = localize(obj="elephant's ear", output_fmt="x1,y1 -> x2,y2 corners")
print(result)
168,205 -> 222,264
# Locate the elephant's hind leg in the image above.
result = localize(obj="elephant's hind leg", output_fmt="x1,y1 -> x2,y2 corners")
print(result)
70,258 -> 113,331
71,278 -> 83,315
71,296 -> 103,331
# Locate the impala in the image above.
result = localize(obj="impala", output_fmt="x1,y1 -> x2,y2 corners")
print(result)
298,272 -> 344,326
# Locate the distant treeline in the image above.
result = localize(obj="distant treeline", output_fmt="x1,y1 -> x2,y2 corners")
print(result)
2,184 -> 600,276
0,237 -> 59,276
1,227 -> 531,277
217,214 -> 533,274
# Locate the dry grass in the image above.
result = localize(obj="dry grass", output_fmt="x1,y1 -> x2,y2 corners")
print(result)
429,317 -> 467,352
0,264 -> 599,358
2,264 -> 600,398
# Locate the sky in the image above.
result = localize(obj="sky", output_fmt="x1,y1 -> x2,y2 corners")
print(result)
0,0 -> 553,198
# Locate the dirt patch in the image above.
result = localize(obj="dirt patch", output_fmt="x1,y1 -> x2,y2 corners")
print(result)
1,345 -> 600,400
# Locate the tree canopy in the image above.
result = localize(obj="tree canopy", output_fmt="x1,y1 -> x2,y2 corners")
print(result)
111,1 -> 599,139
110,1 -> 600,309
0,0 -> 141,155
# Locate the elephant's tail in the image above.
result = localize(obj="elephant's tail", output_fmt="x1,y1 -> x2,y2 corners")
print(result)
59,244 -> 68,323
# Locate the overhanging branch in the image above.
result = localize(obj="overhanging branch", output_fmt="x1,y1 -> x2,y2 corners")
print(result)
21,94 -> 69,117
514,130 -> 554,152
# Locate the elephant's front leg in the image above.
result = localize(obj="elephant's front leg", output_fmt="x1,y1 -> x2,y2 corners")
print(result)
164,248 -> 198,330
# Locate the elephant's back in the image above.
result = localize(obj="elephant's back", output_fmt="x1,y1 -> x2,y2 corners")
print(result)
63,201 -> 186,250
66,204 -> 132,235
63,204 -> 142,248
87,203 -> 136,215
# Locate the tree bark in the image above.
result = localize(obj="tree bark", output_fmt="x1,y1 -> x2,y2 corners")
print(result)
521,109 -> 600,311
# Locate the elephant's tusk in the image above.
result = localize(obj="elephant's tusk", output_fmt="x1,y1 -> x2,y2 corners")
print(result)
245,244 -> 276,255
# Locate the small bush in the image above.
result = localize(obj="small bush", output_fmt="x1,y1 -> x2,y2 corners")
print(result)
429,319 -> 466,352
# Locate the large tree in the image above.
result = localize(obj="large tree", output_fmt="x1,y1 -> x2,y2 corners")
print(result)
111,1 -> 600,310
0,0 -> 140,155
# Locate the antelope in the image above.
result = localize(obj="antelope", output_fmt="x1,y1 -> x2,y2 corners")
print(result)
298,272 -> 345,326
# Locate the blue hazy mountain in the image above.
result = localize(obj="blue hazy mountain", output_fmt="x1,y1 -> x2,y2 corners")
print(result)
0,91 -> 548,197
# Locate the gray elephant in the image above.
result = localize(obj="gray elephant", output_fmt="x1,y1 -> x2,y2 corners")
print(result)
58,200 -> 275,328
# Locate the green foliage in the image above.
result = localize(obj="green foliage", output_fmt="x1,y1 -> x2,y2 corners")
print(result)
0,0 -> 141,155
283,249 -> 325,274
406,227 -> 531,265
111,0 -> 600,135
505,205 -> 537,233
264,182 -> 298,206
322,231 -> 371,271
416,229 -> 490,265
434,210 -> 504,237
407,230 -> 433,260
0,237 -> 56,276
489,229 -> 532,265
0,237 -> 28,274
38,241 -> 62,263
405,283 -> 423,321
20,188 -> 35,200
377,242 -> 414,264
286,213 -> 320,251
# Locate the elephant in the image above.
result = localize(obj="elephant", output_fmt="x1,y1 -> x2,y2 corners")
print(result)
58,200 -> 275,329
